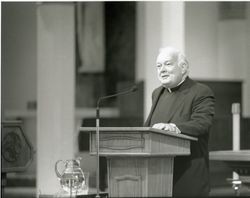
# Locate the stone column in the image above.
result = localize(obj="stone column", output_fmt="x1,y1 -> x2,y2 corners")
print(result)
37,3 -> 75,195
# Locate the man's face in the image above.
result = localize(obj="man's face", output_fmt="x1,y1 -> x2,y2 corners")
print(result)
156,51 -> 183,88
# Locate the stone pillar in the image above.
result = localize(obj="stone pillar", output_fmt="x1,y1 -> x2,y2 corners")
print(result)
136,2 -> 185,119
244,2 -> 250,117
37,3 -> 75,195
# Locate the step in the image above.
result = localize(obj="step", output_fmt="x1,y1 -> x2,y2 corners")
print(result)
6,173 -> 36,187
210,184 -> 250,196
3,187 -> 36,198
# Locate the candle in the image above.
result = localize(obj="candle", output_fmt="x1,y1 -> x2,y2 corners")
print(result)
231,103 -> 241,180
232,103 -> 240,151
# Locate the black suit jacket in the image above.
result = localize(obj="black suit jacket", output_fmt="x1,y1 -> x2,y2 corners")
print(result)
144,77 -> 215,197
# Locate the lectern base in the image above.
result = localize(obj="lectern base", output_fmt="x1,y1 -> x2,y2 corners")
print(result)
107,157 -> 173,197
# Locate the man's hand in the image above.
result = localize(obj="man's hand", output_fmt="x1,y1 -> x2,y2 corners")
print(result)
152,123 -> 181,134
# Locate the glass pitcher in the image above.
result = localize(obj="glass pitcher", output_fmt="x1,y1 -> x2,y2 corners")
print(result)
55,157 -> 85,194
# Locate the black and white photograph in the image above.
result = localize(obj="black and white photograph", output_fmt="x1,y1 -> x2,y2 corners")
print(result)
1,1 -> 250,197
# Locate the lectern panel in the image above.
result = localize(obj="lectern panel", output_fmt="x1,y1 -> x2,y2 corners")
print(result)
90,132 -> 151,154
114,174 -> 142,197
148,157 -> 173,196
90,131 -> 190,156
108,157 -> 173,197
151,133 -> 190,155
108,158 -> 146,197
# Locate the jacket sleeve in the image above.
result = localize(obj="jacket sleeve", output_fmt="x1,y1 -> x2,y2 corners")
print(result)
175,86 -> 215,137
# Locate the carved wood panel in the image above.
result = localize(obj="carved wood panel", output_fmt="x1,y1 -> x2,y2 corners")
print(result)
108,158 -> 146,197
107,157 -> 173,197
114,175 -> 142,197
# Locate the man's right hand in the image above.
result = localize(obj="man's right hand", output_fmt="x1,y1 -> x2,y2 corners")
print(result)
152,123 -> 181,134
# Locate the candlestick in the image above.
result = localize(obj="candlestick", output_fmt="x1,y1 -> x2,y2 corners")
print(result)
231,103 -> 241,180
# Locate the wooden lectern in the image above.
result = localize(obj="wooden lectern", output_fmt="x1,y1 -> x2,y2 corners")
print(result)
80,127 -> 196,197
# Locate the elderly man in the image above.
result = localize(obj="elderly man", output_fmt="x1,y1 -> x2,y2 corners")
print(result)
144,47 -> 215,197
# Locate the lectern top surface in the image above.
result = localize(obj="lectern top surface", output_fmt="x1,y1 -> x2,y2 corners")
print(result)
79,126 -> 197,141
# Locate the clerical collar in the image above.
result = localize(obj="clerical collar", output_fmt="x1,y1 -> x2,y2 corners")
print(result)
164,77 -> 187,93
167,86 -> 179,93
167,88 -> 173,93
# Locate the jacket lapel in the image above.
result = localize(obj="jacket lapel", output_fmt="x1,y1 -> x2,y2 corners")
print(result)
165,77 -> 193,123
144,86 -> 164,126
164,90 -> 188,123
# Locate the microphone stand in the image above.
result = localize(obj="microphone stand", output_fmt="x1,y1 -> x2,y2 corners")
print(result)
95,86 -> 137,198
96,104 -> 100,198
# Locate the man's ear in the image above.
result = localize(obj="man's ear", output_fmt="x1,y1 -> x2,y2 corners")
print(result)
180,62 -> 187,74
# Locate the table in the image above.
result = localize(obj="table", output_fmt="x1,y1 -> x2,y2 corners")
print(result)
209,150 -> 250,195
209,150 -> 250,176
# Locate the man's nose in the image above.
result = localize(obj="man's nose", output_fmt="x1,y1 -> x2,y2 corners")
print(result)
160,65 -> 168,72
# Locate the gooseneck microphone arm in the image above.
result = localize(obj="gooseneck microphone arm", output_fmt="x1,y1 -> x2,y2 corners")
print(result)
95,85 -> 137,198
95,107 -> 100,198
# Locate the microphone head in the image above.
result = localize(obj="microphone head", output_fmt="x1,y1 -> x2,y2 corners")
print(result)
130,85 -> 138,92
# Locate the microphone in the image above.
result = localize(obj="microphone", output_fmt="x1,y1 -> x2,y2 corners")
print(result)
95,85 -> 137,198
97,85 -> 137,108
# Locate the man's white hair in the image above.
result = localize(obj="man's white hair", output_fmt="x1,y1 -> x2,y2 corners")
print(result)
159,46 -> 189,70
